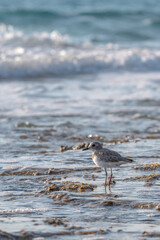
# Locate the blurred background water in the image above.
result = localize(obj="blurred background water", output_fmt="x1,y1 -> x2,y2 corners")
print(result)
0,0 -> 160,78
0,0 -> 160,239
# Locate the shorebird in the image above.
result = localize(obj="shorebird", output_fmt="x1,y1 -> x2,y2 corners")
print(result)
83,141 -> 133,192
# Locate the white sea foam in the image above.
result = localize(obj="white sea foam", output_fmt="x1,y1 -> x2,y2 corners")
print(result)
1,165 -> 23,170
0,25 -> 160,78
0,159 -> 19,163
0,207 -> 48,214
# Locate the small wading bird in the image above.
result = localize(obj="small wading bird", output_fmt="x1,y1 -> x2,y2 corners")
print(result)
83,141 -> 133,192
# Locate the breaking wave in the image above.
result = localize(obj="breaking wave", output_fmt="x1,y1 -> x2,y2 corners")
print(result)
0,25 -> 160,79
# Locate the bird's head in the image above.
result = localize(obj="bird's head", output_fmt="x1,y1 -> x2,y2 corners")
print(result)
82,141 -> 103,151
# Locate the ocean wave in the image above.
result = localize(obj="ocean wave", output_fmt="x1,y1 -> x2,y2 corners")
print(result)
0,24 -> 70,47
0,27 -> 160,78
79,9 -> 152,18
0,9 -> 63,18
0,8 -> 158,20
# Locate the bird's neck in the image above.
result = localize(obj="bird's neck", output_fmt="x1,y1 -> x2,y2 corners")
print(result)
91,149 -> 100,153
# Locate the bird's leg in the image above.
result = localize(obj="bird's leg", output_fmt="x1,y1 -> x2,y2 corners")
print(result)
109,168 -> 113,186
104,168 -> 107,193
110,168 -> 113,179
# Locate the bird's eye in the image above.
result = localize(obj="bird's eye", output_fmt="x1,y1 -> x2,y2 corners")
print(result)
92,144 -> 95,147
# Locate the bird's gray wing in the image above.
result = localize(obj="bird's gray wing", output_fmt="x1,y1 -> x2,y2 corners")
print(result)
97,149 -> 131,163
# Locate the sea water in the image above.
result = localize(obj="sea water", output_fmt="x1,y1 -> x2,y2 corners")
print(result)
0,0 -> 160,239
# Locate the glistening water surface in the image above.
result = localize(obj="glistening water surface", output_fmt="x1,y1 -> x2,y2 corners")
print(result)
0,73 -> 160,239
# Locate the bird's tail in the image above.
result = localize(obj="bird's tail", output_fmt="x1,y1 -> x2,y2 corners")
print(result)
125,157 -> 133,163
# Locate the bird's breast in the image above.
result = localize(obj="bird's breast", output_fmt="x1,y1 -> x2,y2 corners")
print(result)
92,152 -> 104,167
92,153 -> 98,166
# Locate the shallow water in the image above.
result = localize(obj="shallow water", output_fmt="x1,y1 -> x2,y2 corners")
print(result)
0,72 -> 160,239
1,0 -> 160,238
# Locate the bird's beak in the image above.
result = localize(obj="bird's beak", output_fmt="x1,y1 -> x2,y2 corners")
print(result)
82,147 -> 89,151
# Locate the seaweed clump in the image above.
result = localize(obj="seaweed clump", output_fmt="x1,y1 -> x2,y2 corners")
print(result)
132,202 -> 155,209
0,169 -> 44,176
143,232 -> 160,238
60,143 -> 90,152
132,202 -> 160,211
108,135 -> 136,144
101,201 -> 120,207
133,163 -> 160,171
155,204 -> 160,210
46,183 -> 60,192
124,174 -> 160,182
61,181 -> 97,192
44,217 -> 68,227
46,181 -> 97,193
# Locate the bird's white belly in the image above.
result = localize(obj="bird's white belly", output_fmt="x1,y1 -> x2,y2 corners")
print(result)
92,155 -> 121,168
